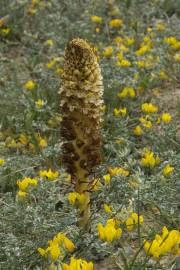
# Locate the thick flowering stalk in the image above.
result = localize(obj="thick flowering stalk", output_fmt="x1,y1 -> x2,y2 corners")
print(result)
60,38 -> 104,227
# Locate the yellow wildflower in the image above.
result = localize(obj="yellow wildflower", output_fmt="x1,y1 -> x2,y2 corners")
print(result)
39,169 -> 59,180
163,164 -> 174,176
1,28 -> 11,35
37,247 -> 46,256
48,242 -> 61,261
102,46 -> 113,57
17,190 -> 27,198
97,219 -> 122,242
116,59 -> 131,67
17,177 -> 38,191
114,36 -> 123,44
103,174 -> 111,185
147,27 -> 152,33
125,217 -> 134,231
114,107 -> 127,117
141,149 -> 160,168
109,19 -> 123,28
91,15 -> 102,23
125,212 -> 144,231
0,158 -> 5,166
95,27 -> 100,33
24,80 -> 36,90
63,237 -> 75,252
161,113 -> 172,123
108,167 -> 129,177
141,103 -> 158,113
124,37 -> 135,46
139,116 -> 152,129
133,125 -> 142,136
44,39 -> 54,46
172,41 -> 180,50
63,257 -> 93,270
117,87 -> 135,98
46,59 -> 57,69
136,60 -> 146,68
104,204 -> 112,213
159,70 -> 168,79
68,192 -> 77,205
144,227 -> 180,258
39,138 -> 47,149
35,99 -> 45,108
174,53 -> 180,61
136,45 -> 151,56
117,52 -> 123,61
53,233 -> 75,253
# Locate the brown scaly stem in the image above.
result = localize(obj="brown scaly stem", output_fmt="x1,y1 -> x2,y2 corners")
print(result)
60,38 -> 104,228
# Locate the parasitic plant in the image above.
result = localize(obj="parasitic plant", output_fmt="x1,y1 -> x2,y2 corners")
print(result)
60,38 -> 104,227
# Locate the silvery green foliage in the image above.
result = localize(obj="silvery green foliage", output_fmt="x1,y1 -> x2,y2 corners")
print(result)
0,179 -> 79,269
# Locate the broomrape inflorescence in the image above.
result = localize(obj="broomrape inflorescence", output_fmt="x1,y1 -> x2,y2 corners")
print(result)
60,38 -> 104,227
